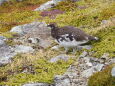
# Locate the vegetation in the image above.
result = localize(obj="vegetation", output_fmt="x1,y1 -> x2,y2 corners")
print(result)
0,0 -> 115,85
0,52 -> 74,85
88,64 -> 115,86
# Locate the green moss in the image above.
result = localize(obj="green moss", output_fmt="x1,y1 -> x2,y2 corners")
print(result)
88,64 -> 115,86
43,1 -> 115,27
0,11 -> 41,32
0,0 -> 49,33
0,57 -> 74,85
90,27 -> 115,58
0,32 -> 17,38
51,1 -> 78,11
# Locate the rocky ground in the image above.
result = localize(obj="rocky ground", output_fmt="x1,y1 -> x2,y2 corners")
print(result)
0,0 -> 115,86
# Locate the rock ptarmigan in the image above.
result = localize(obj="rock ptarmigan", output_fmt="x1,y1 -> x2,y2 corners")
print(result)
47,23 -> 98,53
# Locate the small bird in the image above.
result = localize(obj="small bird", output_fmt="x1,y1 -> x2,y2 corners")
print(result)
47,23 -> 98,53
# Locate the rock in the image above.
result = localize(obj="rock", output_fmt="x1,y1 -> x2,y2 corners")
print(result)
0,0 -> 8,5
99,53 -> 109,63
79,51 -> 88,58
53,0 -> 65,2
83,57 -> 90,63
0,36 -> 6,46
71,0 -> 80,2
10,21 -> 50,37
101,20 -> 108,25
40,9 -> 64,19
34,0 -> 66,11
111,67 -> 115,77
90,57 -> 98,62
34,1 -> 57,11
64,72 -> 78,79
28,38 -> 39,44
51,45 -> 60,51
14,45 -> 34,53
0,45 -> 16,66
23,83 -> 52,86
16,0 -> 23,1
79,45 -> 92,50
86,62 -> 93,67
49,54 -> 70,63
38,39 -> 52,49
0,39 -> 5,46
94,64 -> 104,71
10,22 -> 52,48
10,22 -> 41,35
82,68 -> 94,78
54,75 -> 71,86
10,25 -> 25,35
0,36 -> 6,40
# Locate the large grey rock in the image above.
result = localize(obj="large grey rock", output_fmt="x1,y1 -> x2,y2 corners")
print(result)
111,67 -> 115,77
10,22 -> 52,48
0,0 -> 8,5
49,54 -> 70,63
14,45 -> 34,53
10,22 -> 42,35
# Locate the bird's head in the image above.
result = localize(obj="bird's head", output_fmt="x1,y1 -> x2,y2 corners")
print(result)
47,23 -> 57,29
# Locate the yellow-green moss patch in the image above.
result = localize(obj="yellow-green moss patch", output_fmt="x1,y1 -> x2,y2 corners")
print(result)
88,64 -> 115,86
90,27 -> 115,58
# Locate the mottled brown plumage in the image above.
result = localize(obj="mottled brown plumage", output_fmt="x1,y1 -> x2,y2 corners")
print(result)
48,23 -> 97,42
47,23 -> 98,53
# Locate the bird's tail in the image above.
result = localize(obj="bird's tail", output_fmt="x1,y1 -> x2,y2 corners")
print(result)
88,35 -> 99,41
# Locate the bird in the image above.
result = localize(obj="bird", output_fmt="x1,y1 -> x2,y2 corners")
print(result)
47,23 -> 98,53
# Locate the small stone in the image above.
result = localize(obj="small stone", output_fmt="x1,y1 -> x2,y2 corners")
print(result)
34,1 -> 57,11
111,67 -> 115,77
54,75 -> 71,86
0,45 -> 16,66
14,45 -> 34,53
101,20 -> 108,25
82,68 -> 94,78
0,0 -> 8,5
10,26 -> 24,35
28,38 -> 39,44
100,53 -> 109,63
79,51 -> 88,58
0,39 -> 5,46
94,64 -> 104,71
86,62 -> 93,67
23,83 -> 51,86
80,45 -> 92,50
90,57 -> 98,62
49,54 -> 69,63
51,45 -> 60,50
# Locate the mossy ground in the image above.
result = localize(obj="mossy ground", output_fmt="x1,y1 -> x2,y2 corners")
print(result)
0,50 -> 75,85
0,0 -> 115,85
